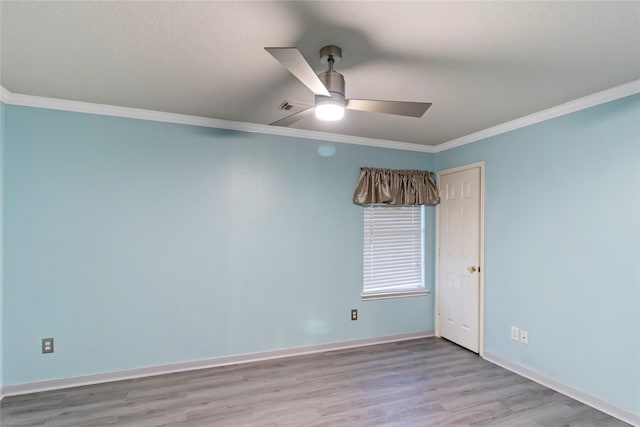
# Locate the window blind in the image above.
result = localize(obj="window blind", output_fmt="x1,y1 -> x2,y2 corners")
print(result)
363,205 -> 425,295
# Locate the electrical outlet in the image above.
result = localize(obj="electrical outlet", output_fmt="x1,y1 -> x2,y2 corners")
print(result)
351,309 -> 358,321
511,326 -> 519,341
520,330 -> 528,344
42,338 -> 54,354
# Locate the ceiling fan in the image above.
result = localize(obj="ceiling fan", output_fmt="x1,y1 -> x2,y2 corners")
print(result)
265,45 -> 432,126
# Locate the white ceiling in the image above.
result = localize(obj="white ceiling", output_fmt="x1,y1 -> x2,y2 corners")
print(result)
1,1 -> 639,147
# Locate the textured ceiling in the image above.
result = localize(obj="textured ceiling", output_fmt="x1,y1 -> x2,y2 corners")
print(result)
1,1 -> 639,146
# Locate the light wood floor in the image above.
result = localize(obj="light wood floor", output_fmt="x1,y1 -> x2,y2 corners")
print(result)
1,337 -> 630,427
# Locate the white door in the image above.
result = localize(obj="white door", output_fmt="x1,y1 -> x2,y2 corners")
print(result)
438,165 -> 482,353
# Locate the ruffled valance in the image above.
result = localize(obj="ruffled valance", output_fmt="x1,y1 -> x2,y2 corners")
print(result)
352,167 -> 440,206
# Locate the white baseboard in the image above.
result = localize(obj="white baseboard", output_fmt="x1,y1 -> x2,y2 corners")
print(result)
483,351 -> 639,427
1,330 -> 433,398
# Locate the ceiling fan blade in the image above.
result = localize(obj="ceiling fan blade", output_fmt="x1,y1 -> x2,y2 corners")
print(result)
269,107 -> 315,127
265,47 -> 331,97
346,99 -> 432,118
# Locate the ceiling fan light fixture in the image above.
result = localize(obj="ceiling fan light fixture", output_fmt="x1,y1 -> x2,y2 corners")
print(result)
315,94 -> 345,121
315,103 -> 344,121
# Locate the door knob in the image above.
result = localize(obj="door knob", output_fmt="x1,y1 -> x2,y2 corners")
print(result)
467,266 -> 477,273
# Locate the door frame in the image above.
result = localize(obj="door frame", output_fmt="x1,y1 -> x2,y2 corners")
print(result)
435,161 -> 485,356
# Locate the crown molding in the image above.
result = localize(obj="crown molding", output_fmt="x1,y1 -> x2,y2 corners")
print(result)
0,87 -> 435,153
434,79 -> 640,153
2,79 -> 638,154
0,85 -> 11,103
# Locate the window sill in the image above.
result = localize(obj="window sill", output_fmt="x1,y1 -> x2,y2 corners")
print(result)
361,290 -> 430,301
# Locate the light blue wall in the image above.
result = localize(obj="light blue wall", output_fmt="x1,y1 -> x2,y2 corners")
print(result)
3,93 -> 638,417
435,94 -> 640,414
2,106 -> 435,385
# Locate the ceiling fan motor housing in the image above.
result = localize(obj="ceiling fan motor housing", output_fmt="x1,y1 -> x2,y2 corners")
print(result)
316,70 -> 346,107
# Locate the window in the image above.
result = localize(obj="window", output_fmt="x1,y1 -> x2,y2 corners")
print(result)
362,205 -> 426,299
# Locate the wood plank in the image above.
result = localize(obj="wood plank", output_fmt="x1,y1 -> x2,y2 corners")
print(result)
1,338 -> 630,426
